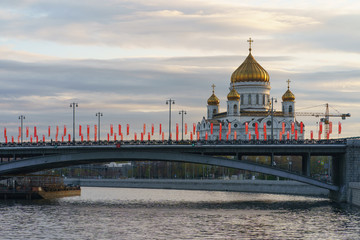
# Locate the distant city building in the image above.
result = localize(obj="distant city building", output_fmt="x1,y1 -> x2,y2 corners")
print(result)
197,39 -> 304,140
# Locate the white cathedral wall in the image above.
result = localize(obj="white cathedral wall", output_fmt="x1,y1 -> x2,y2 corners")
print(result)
233,82 -> 271,111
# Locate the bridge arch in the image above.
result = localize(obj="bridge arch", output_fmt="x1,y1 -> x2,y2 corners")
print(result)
0,150 -> 338,191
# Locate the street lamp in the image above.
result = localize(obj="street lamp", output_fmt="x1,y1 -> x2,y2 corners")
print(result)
70,102 -> 78,143
96,112 -> 103,141
166,99 -> 175,141
179,110 -> 187,141
269,97 -> 277,141
18,115 -> 25,143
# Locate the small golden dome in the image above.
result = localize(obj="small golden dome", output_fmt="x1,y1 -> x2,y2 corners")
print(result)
207,84 -> 220,105
207,93 -> 220,105
282,79 -> 295,102
227,86 -> 240,101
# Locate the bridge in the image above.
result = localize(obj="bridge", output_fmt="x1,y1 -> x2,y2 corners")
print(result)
2,138 -> 358,203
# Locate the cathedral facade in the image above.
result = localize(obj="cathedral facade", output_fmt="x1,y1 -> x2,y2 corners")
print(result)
197,39 -> 304,141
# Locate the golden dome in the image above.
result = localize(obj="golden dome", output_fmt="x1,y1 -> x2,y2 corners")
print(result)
231,53 -> 270,83
207,84 -> 220,105
207,93 -> 220,105
227,86 -> 240,101
282,79 -> 295,102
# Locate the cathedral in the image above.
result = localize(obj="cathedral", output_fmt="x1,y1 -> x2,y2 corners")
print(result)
197,38 -> 304,141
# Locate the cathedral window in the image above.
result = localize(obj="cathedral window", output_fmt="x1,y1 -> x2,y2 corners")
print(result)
263,95 -> 265,105
241,95 -> 244,105
234,104 -> 238,114
213,109 -> 217,114
248,94 -> 251,104
289,105 -> 293,113
256,94 -> 259,104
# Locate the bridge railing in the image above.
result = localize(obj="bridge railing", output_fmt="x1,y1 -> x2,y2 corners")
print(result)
0,138 -> 347,148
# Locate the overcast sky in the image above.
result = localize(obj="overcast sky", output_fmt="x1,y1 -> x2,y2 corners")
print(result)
0,0 -> 359,141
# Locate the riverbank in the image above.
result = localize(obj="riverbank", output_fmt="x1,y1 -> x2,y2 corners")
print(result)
64,178 -> 329,197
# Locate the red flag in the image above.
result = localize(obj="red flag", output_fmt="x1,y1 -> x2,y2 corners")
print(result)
287,131 -> 290,140
55,134 -> 58,142
81,135 -> 84,142
68,134 -> 71,142
26,126 -> 29,138
148,132 -> 151,141
56,126 -> 59,137
193,123 -> 196,134
79,125 -> 82,136
234,131 -> 237,140
282,122 -> 285,134
61,135 -> 64,142
151,124 -> 154,136
190,132 -> 193,141
279,132 -> 282,141
34,126 -> 37,137
143,124 -> 146,134
245,122 -> 248,134
295,130 -> 298,140
248,132 -> 251,141
228,122 -> 231,135
127,124 -> 130,135
319,122 -> 323,134
256,131 -> 259,140
205,131 -> 208,140
263,122 -> 267,136
43,135 -> 45,142
36,135 -> 38,143
197,131 -> 200,141
4,128 -> 7,138
255,122 -> 258,134
159,124 -> 162,135
18,127 -> 21,137
30,135 -> 33,143
120,133 -> 123,141
291,122 -> 294,134
94,125 -> 97,141
134,133 -> 137,141
176,123 -> 179,141
110,124 -> 113,136
118,124 -> 122,135
300,122 -> 304,134
329,122 -> 332,134
141,133 -> 143,141
185,123 -> 187,135
162,132 -> 164,141
107,133 -> 110,142
327,132 -> 330,140
114,133 -> 117,141
63,125 -> 66,136
210,123 -> 213,134
311,130 -> 314,140
48,126 -> 51,137
219,124 -> 222,140
338,122 -> 342,134
87,125 -> 90,137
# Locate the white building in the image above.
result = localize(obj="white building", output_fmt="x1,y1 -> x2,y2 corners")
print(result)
197,40 -> 304,141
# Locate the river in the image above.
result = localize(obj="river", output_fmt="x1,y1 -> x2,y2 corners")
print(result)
1,187 -> 360,239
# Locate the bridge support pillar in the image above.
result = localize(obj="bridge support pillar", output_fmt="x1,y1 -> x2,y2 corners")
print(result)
330,139 -> 360,204
270,152 -> 275,166
302,153 -> 311,176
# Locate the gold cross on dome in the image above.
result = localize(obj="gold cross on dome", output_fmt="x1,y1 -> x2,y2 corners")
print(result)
287,79 -> 291,89
211,84 -> 216,93
247,38 -> 253,52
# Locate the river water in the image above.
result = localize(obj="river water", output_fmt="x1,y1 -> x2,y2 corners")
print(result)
1,187 -> 360,240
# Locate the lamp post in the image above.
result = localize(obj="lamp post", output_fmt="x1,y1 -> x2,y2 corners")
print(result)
96,112 -> 103,142
179,110 -> 187,141
70,102 -> 78,143
166,99 -> 175,141
270,97 -> 277,141
18,115 -> 25,143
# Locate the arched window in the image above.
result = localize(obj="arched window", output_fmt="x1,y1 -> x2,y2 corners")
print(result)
248,94 -> 251,104
241,95 -> 244,105
263,95 -> 265,105
213,109 -> 217,114
289,105 -> 293,113
256,94 -> 259,104
234,104 -> 237,114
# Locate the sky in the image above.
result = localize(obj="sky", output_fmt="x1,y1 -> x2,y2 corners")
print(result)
0,0 -> 359,141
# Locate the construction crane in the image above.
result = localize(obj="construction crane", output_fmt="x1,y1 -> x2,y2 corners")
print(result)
295,103 -> 351,137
